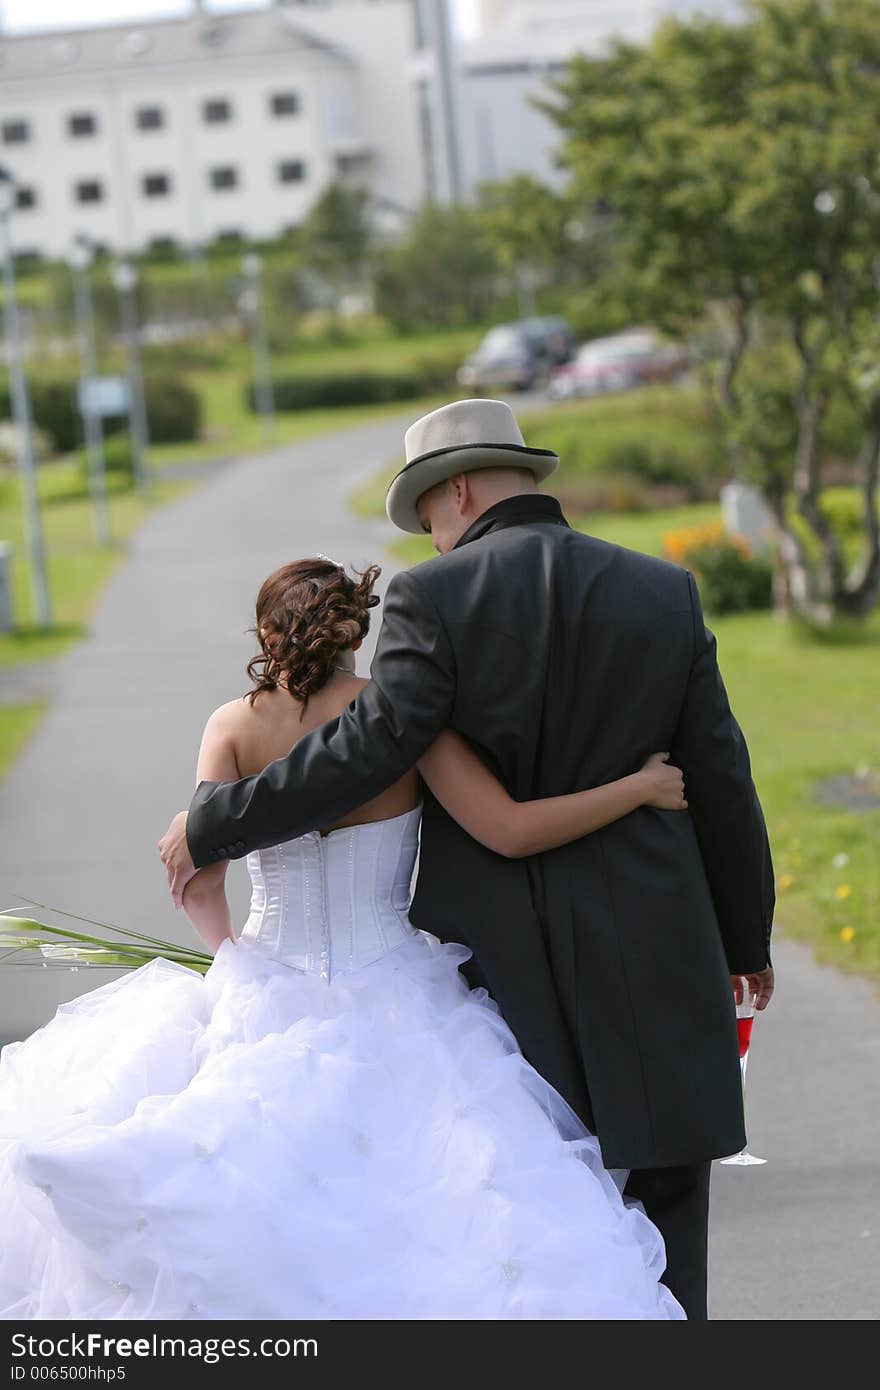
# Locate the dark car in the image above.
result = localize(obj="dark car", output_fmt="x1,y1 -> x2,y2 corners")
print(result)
457,317 -> 574,393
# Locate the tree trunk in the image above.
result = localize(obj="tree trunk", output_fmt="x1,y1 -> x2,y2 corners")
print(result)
763,475 -> 824,620
838,402 -> 880,618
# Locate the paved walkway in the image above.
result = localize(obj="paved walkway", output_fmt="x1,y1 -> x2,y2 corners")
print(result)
1,409 -> 877,1318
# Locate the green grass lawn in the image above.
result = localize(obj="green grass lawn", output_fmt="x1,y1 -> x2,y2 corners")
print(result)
704,607 -> 880,985
379,498 -> 880,986
0,463 -> 191,667
0,703 -> 45,779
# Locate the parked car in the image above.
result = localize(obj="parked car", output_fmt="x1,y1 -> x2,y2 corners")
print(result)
520,316 -> 576,366
457,317 -> 575,393
547,329 -> 691,400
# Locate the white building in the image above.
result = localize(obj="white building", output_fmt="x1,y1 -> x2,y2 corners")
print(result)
0,0 -> 424,259
455,0 -> 747,191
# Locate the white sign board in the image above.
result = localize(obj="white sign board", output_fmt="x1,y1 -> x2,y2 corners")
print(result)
720,482 -> 775,556
77,375 -> 131,419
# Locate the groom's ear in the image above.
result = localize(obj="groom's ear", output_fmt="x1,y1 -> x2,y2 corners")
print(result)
450,472 -> 470,512
352,639 -> 363,651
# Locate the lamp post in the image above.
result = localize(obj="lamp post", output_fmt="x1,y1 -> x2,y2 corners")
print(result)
240,252 -> 275,443
0,165 -> 52,627
111,259 -> 150,494
69,237 -> 111,545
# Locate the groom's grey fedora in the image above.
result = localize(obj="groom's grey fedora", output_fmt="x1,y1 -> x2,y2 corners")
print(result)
385,398 -> 559,534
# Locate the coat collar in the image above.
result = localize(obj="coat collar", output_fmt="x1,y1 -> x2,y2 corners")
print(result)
452,493 -> 570,550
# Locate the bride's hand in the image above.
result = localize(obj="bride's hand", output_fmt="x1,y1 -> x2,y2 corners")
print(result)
158,809 -> 197,908
637,752 -> 688,811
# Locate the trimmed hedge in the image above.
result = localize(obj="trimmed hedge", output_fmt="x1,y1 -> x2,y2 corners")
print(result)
244,358 -> 459,414
0,375 -> 201,453
0,380 -> 82,454
143,376 -> 202,444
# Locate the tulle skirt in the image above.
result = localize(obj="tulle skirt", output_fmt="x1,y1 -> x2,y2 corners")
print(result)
0,932 -> 684,1320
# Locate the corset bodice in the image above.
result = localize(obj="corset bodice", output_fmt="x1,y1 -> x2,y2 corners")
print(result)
239,806 -> 422,979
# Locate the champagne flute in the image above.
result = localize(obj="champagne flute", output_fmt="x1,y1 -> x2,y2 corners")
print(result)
720,980 -> 767,1166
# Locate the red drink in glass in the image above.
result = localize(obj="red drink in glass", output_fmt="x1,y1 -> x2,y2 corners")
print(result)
736,1016 -> 754,1060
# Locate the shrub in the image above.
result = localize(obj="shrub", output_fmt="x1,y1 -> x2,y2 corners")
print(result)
143,376 -> 201,443
76,433 -> 135,490
244,359 -> 459,414
101,435 -> 136,475
601,439 -> 710,491
0,375 -> 200,453
556,472 -> 651,514
664,520 -> 773,613
819,487 -> 871,545
0,420 -> 53,466
0,379 -> 83,453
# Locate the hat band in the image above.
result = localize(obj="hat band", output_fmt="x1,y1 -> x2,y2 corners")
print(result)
400,440 -> 558,476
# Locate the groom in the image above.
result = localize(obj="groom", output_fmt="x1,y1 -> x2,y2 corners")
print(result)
159,398 -> 775,1319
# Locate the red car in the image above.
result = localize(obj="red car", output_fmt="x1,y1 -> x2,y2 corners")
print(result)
547,330 -> 690,400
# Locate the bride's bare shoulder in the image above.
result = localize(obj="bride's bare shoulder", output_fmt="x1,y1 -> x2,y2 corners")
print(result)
204,696 -> 253,730
199,696 -> 268,754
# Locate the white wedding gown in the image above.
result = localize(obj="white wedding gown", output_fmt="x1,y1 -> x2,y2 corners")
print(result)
0,806 -> 684,1320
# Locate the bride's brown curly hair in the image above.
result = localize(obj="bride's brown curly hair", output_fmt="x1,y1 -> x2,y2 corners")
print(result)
246,558 -> 381,712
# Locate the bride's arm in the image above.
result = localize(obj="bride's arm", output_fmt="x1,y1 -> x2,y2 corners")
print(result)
417,731 -> 686,858
180,706 -> 238,952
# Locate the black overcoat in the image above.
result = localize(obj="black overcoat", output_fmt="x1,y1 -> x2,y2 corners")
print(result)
188,494 -> 774,1169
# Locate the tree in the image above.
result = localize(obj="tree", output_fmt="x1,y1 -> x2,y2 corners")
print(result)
474,173 -> 618,320
541,0 -> 880,624
301,181 -> 372,291
373,203 -> 501,331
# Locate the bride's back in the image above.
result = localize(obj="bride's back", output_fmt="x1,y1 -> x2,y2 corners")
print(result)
230,674 -> 420,834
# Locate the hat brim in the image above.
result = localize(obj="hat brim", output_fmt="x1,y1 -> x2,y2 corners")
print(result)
385,442 -> 560,535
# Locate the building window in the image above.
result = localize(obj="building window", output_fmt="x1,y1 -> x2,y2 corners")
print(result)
68,112 -> 98,138
142,173 -> 171,198
136,106 -> 165,131
270,91 -> 300,117
209,166 -> 238,191
278,160 -> 306,184
75,180 -> 104,204
15,186 -> 38,211
2,120 -> 30,145
203,98 -> 232,125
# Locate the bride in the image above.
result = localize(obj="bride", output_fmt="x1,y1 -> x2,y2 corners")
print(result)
1,557 -> 689,1321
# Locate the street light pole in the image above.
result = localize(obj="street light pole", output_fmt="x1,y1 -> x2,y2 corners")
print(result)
241,252 -> 275,444
0,165 -> 52,628
69,237 -> 111,546
111,259 -> 150,494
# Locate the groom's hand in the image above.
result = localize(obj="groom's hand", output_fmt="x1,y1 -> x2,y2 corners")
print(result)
158,811 -> 196,909
732,968 -> 775,1012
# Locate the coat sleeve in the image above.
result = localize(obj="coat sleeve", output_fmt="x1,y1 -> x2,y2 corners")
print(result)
669,570 -> 775,975
186,569 -> 456,868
